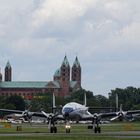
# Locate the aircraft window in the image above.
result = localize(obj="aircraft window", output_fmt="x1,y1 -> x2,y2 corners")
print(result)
63,107 -> 74,113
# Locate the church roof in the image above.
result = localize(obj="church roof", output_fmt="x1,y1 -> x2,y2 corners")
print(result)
73,56 -> 80,68
54,68 -> 61,77
5,61 -> 11,69
0,81 -> 60,89
61,55 -> 69,67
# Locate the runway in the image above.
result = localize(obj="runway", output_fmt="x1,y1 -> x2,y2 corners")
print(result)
0,131 -> 140,139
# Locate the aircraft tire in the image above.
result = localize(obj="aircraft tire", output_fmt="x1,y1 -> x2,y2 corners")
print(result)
94,127 -> 97,133
98,127 -> 101,133
66,128 -> 70,133
50,127 -> 53,133
50,126 -> 57,133
54,127 -> 57,133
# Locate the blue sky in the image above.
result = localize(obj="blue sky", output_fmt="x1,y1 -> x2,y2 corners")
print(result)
0,0 -> 140,96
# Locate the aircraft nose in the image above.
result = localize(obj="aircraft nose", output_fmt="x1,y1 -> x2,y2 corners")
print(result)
64,112 -> 69,118
63,107 -> 73,119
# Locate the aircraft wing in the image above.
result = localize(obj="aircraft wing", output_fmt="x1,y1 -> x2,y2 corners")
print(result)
100,112 -> 117,118
53,114 -> 65,121
0,109 -> 23,114
126,110 -> 140,115
100,110 -> 140,118
0,108 -> 46,118
38,111 -> 65,122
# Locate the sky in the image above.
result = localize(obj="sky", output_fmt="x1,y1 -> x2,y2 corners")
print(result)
0,0 -> 140,97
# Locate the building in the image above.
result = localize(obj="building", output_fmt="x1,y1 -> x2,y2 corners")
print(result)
0,56 -> 81,99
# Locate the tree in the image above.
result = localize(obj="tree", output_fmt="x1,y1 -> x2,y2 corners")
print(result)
5,95 -> 25,110
108,87 -> 140,110
70,88 -> 94,105
30,92 -> 53,112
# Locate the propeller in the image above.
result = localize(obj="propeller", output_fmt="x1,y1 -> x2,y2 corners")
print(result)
21,106 -> 33,125
41,111 -> 59,129
110,104 -> 126,121
92,113 -> 101,124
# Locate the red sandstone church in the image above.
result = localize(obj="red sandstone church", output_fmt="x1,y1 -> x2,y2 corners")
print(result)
0,56 -> 81,100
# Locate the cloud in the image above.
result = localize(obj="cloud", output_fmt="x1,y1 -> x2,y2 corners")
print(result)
0,0 -> 140,96
121,22 -> 140,45
31,0 -> 96,27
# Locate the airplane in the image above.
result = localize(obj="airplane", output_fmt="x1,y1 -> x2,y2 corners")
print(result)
40,101 -> 140,133
36,93 -> 140,133
1,93 -> 140,133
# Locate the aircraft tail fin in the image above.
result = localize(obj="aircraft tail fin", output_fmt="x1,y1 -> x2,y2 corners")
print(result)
120,104 -> 122,112
84,92 -> 87,106
52,92 -> 56,113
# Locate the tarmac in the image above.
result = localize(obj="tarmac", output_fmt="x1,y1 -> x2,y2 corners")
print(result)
0,131 -> 140,139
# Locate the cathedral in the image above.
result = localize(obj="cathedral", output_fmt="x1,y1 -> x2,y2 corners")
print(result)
0,56 -> 81,99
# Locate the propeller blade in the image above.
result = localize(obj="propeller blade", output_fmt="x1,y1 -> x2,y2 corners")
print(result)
41,111 -> 50,118
48,120 -> 51,129
27,117 -> 32,126
110,116 -> 119,121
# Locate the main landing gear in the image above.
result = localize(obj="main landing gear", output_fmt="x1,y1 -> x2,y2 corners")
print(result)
94,125 -> 101,133
65,123 -> 71,133
88,124 -> 101,133
50,126 -> 57,133
90,119 -> 101,133
49,122 -> 57,133
94,118 -> 101,133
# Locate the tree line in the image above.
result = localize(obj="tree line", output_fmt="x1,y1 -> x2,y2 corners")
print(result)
0,86 -> 140,115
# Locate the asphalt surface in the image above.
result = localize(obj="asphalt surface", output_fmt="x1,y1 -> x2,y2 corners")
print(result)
0,131 -> 140,139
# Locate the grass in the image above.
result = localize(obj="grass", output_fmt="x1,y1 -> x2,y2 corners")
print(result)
0,122 -> 140,140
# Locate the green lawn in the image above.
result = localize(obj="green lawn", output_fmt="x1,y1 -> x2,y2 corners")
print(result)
0,122 -> 140,140
0,122 -> 139,133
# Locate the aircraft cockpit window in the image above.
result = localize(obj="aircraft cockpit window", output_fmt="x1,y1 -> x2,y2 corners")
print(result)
63,107 -> 74,113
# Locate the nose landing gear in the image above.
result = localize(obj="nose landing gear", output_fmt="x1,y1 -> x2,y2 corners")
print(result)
65,124 -> 71,133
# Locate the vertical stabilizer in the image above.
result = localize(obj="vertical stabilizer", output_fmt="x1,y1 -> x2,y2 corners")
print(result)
53,92 -> 56,108
84,93 -> 87,106
120,104 -> 122,112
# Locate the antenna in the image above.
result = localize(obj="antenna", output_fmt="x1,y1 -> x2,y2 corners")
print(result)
52,92 -> 56,114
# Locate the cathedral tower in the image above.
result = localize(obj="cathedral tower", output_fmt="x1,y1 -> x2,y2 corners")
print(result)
5,61 -> 12,81
72,56 -> 81,88
60,55 -> 70,96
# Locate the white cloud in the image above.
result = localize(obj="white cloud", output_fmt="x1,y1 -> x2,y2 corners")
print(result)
0,0 -> 140,96
121,22 -> 140,44
31,0 -> 97,31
